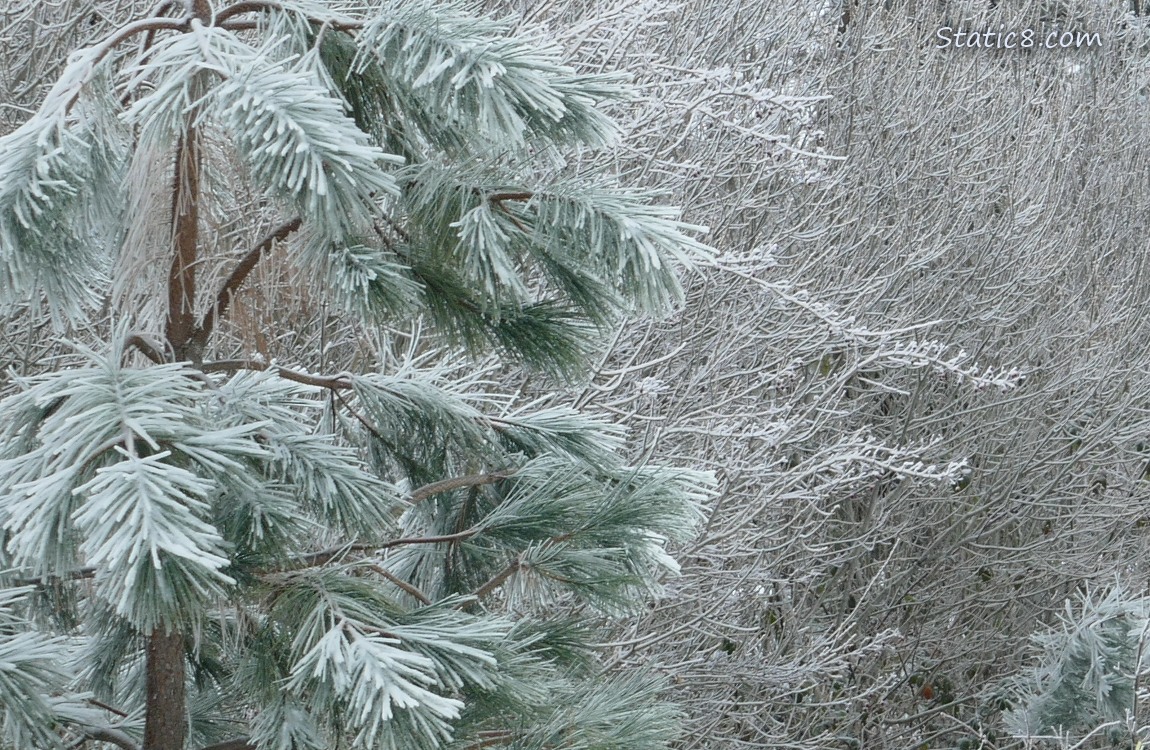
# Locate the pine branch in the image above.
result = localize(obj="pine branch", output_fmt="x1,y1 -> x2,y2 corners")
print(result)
13,567 -> 97,586
462,731 -> 516,750
257,554 -> 432,603
472,559 -> 520,599
199,358 -> 266,374
206,367 -> 616,475
356,0 -> 626,148
409,471 -> 515,503
81,726 -> 139,750
86,698 -> 130,719
215,1 -> 363,29
366,563 -> 432,605
197,739 -> 255,750
198,359 -> 354,390
292,528 -> 484,570
124,333 -> 166,364
215,1 -> 278,22
189,217 -> 302,353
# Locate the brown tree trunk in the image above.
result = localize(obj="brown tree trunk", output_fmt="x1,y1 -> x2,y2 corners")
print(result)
143,628 -> 187,750
147,107 -> 201,750
166,127 -> 201,362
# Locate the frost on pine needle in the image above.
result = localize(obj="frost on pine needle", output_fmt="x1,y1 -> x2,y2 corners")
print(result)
0,1 -> 714,748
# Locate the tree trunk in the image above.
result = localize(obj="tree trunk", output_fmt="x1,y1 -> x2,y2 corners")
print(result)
166,127 -> 201,362
143,628 -> 187,750
147,108 -> 201,750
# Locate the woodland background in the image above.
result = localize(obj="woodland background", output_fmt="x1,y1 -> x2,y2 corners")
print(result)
5,0 -> 1150,748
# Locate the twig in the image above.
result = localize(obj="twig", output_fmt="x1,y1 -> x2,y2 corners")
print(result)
124,333 -> 166,364
332,389 -> 382,440
199,359 -> 354,390
274,367 -> 351,390
365,563 -> 432,605
190,217 -> 302,354
288,543 -> 375,568
487,191 -> 534,203
13,567 -> 97,586
197,740 -> 255,750
409,471 -> 515,503
87,698 -> 130,719
214,0 -> 283,23
292,527 -> 484,570
461,731 -> 517,750
214,0 -> 363,29
79,726 -> 139,750
488,191 -> 533,232
379,529 -> 482,549
472,559 -> 520,599
199,358 -> 265,374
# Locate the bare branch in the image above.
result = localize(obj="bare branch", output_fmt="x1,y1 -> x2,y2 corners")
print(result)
80,726 -> 139,750
199,358 -> 264,374
472,559 -> 520,600
197,740 -> 255,750
13,567 -> 97,586
461,731 -> 516,750
273,366 -> 351,390
332,388 -> 381,439
90,16 -> 188,68
487,191 -> 533,203
408,471 -> 515,503
86,698 -> 130,719
197,359 -> 353,390
291,528 -> 483,570
286,543 -> 376,568
365,563 -> 432,605
214,0 -> 363,29
124,333 -> 166,364
189,217 -> 302,354
379,529 -> 481,549
213,0 -> 281,23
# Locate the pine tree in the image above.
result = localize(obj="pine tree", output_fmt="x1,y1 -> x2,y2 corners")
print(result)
0,2 -> 713,749
1007,587 -> 1150,746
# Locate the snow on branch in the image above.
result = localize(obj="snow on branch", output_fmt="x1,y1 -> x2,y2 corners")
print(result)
124,24 -> 403,241
356,0 -> 627,149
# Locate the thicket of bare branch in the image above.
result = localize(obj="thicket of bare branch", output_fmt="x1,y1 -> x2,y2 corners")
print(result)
507,1 -> 1150,747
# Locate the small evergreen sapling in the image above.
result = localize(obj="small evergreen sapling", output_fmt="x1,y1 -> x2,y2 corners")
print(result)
0,1 -> 714,749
